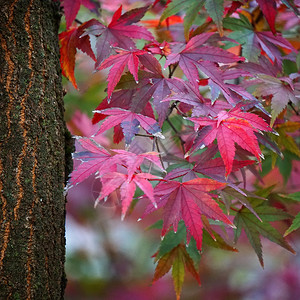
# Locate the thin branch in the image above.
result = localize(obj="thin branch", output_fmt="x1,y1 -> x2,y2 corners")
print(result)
75,18 -> 83,25
174,102 -> 188,117
135,133 -> 153,138
60,7 -> 83,25
289,101 -> 299,115
155,138 -> 165,170
168,63 -> 178,78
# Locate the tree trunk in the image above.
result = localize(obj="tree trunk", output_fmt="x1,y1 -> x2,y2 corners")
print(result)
0,0 -> 68,298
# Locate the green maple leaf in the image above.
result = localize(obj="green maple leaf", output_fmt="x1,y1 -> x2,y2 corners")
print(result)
172,249 -> 185,300
234,206 -> 295,267
153,244 -> 201,300
254,75 -> 299,126
223,14 -> 260,62
160,0 -> 205,38
285,192 -> 300,236
158,222 -> 187,258
205,0 -> 224,35
285,213 -> 300,236
203,229 -> 238,252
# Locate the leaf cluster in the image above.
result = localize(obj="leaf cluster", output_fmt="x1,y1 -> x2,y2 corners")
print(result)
61,1 -> 300,298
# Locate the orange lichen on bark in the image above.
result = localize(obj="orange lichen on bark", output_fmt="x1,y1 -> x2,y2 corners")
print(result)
0,160 -> 10,271
14,0 -> 35,220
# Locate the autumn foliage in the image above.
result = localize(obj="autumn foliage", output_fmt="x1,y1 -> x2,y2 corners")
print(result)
60,0 -> 300,298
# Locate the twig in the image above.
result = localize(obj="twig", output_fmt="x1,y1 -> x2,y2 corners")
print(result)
157,139 -> 170,168
135,133 -> 153,138
168,63 -> 178,78
289,101 -> 299,115
75,18 -> 83,25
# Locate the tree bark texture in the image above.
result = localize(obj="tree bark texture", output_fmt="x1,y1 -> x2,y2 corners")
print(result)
0,0 -> 67,299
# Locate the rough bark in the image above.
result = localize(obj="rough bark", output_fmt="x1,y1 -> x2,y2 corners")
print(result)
0,0 -> 67,299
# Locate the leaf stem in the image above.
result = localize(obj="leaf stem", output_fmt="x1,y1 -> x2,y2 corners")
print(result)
175,103 -> 188,117
166,117 -> 186,154
155,138 -> 165,170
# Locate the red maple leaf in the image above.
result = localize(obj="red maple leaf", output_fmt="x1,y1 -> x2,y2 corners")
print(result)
121,69 -> 186,125
98,49 -> 161,99
165,33 -> 244,87
111,149 -> 164,178
162,81 -> 231,117
61,0 -> 100,29
256,0 -> 277,34
188,108 -> 272,176
59,20 -> 97,88
143,41 -> 171,56
94,108 -> 164,144
144,178 -> 232,250
97,172 -> 158,219
92,90 -> 157,143
83,5 -> 154,68
67,137 -> 112,189
194,157 -> 255,181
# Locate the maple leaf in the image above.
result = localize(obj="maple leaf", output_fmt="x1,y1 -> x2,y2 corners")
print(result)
61,0 -> 100,29
153,244 -> 200,300
162,81 -> 231,117
165,33 -> 244,87
113,69 -> 187,125
111,149 -> 164,178
285,212 -> 300,236
98,49 -> 162,99
94,108 -> 164,145
143,41 -> 171,56
83,6 -> 154,68
160,144 -> 255,186
234,205 -> 295,267
224,14 -> 296,63
144,178 -> 232,250
205,0 -> 224,36
194,157 -> 255,181
188,108 -> 272,176
67,137 -> 112,189
256,0 -> 277,34
92,89 -> 135,125
72,148 -> 164,220
252,74 -> 300,126
159,0 -> 205,38
141,74 -> 187,125
59,20 -> 97,88
207,66 -> 263,106
203,228 -> 238,252
91,88 -> 158,143
97,171 -> 158,219
284,192 -> 300,236
274,121 -> 300,157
